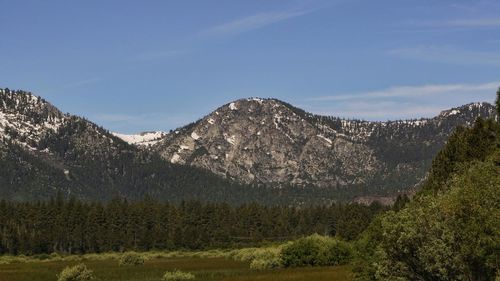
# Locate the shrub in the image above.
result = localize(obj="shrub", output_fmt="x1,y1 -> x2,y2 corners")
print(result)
118,252 -> 145,266
34,253 -> 51,260
50,252 -> 63,261
57,264 -> 95,281
162,270 -> 196,281
231,246 -> 283,269
250,256 -> 281,270
280,234 -> 352,267
230,248 -> 261,262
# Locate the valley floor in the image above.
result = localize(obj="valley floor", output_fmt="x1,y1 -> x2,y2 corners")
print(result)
0,257 -> 353,281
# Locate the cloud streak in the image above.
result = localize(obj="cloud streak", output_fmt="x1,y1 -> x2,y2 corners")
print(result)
310,103 -> 448,120
413,18 -> 500,28
388,46 -> 500,66
308,81 -> 500,102
303,81 -> 498,121
199,7 -> 315,37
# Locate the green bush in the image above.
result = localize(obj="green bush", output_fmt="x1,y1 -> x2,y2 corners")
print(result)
57,263 -> 95,281
34,253 -> 51,260
280,234 -> 352,267
366,159 -> 500,281
230,246 -> 283,269
162,270 -> 196,281
118,252 -> 145,266
250,256 -> 281,270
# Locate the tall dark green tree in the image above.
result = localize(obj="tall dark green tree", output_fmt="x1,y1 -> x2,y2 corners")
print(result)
496,87 -> 500,117
355,90 -> 500,281
0,199 -> 386,255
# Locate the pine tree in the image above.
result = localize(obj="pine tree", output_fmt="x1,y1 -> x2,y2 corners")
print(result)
496,87 -> 500,119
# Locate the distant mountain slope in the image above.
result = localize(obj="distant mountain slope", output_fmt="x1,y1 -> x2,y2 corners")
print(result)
0,88 -> 252,202
152,98 -> 496,197
0,88 -> 496,202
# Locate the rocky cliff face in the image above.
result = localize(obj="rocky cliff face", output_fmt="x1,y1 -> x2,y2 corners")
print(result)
1,88 -> 496,202
153,98 -> 496,195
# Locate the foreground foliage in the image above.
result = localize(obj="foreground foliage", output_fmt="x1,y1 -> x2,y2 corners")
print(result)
355,104 -> 500,281
230,246 -> 283,270
226,234 -> 351,270
281,234 -> 352,267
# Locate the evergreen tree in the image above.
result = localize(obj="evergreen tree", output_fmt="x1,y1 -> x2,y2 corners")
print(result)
496,87 -> 500,118
0,199 -> 386,255
355,90 -> 500,281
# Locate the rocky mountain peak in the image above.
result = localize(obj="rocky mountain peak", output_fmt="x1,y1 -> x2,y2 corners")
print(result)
1,88 -> 496,202
438,102 -> 494,119
0,88 -> 67,150
153,97 -> 496,193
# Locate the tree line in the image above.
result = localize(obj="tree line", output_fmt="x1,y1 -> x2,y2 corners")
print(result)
0,197 -> 388,255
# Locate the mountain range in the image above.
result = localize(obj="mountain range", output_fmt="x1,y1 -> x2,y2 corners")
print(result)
0,88 -> 496,204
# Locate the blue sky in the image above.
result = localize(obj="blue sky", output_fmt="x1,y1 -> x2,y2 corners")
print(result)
1,0 -> 499,133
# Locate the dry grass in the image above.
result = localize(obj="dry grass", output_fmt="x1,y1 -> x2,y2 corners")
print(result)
0,257 -> 353,281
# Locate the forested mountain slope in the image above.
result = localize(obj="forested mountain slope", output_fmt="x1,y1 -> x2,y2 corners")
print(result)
0,88 -> 496,203
0,89 -> 252,202
355,94 -> 500,281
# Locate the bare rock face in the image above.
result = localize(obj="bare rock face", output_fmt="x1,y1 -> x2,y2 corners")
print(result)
153,98 -> 496,193
154,99 -> 379,187
0,87 -> 496,202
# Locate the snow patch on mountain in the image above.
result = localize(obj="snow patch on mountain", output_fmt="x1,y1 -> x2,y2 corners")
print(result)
0,89 -> 66,150
113,131 -> 167,146
225,134 -> 237,145
317,134 -> 333,146
170,153 -> 181,163
191,131 -> 200,140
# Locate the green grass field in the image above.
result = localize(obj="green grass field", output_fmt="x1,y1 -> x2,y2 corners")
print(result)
0,257 -> 353,281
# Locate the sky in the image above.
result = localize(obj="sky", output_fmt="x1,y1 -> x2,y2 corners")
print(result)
1,0 -> 499,133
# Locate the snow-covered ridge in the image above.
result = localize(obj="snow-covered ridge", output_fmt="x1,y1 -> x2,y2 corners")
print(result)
112,131 -> 168,146
439,102 -> 491,118
0,88 -> 66,150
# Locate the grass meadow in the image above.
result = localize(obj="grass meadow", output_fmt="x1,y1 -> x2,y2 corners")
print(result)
0,256 -> 353,281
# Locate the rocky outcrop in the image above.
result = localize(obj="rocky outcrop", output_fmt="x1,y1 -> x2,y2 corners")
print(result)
153,98 -> 496,194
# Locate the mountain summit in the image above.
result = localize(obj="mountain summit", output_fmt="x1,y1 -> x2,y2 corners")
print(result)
0,89 -> 496,202
152,98 -> 496,196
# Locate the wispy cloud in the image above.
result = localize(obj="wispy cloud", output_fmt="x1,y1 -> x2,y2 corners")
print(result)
308,102 -> 447,120
131,1 -> 330,63
388,45 -> 500,66
303,81 -> 498,121
308,81 -> 500,102
450,0 -> 500,13
199,6 -> 317,37
412,18 -> 500,28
